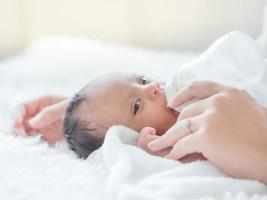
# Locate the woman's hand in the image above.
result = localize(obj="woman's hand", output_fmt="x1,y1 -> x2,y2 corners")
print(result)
12,95 -> 69,144
148,81 -> 267,183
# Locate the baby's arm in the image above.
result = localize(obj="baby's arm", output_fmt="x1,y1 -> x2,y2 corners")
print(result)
13,95 -> 69,144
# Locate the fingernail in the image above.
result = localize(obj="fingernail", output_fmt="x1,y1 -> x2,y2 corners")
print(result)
28,119 -> 34,125
29,118 -> 39,127
167,100 -> 174,108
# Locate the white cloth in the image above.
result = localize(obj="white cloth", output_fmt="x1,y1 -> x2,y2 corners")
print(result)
165,31 -> 267,110
89,125 -> 267,200
1,33 -> 267,200
92,32 -> 267,199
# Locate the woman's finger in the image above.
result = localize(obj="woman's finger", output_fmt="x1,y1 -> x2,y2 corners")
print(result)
177,98 -> 207,121
154,147 -> 172,157
148,116 -> 200,152
168,81 -> 225,109
165,133 -> 199,160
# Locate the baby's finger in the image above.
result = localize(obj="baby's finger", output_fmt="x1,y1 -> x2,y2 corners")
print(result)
140,127 -> 156,135
40,130 -> 64,144
12,96 -> 48,128
12,127 -> 27,136
165,133 -> 199,160
168,81 -> 225,109
137,132 -> 159,148
16,96 -> 65,122
148,117 -> 199,152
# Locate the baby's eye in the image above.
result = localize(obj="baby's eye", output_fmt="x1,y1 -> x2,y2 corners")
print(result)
141,75 -> 150,85
133,99 -> 141,115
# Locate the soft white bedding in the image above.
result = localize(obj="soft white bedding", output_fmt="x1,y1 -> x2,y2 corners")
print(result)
0,35 -> 266,200
91,125 -> 267,200
96,32 -> 267,200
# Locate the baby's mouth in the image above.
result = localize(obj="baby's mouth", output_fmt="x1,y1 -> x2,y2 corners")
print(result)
161,85 -> 179,116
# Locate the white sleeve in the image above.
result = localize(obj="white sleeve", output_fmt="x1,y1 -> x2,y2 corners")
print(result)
166,31 -> 267,107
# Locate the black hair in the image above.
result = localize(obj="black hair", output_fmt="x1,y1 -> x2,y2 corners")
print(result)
63,92 -> 104,159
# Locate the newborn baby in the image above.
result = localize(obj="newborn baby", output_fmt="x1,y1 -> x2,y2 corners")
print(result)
63,72 -> 176,155
63,71 -> 204,161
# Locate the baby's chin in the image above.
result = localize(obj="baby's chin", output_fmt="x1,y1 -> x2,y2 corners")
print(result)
163,93 -> 179,119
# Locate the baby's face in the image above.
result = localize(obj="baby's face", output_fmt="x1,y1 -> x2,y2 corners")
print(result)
80,72 -> 179,137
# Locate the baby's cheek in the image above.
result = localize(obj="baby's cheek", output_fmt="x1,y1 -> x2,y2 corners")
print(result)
146,113 -> 177,136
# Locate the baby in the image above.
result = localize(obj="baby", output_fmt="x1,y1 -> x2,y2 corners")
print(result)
12,70 -> 203,162
63,72 -> 178,156
62,71 -> 204,161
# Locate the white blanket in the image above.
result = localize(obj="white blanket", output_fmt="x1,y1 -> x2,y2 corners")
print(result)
0,34 -> 267,200
92,126 -> 267,200
166,31 -> 267,108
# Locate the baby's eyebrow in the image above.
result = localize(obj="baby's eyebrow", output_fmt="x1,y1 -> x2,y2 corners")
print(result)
132,73 -> 138,79
133,73 -> 147,80
130,73 -> 140,83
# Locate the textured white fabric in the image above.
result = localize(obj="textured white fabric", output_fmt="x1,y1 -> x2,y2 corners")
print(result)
165,32 -> 267,109
0,35 -> 267,200
91,125 -> 267,200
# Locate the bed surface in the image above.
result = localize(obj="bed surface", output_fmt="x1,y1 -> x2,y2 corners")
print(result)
0,37 -> 266,200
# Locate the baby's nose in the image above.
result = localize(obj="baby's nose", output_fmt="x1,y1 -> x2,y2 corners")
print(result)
153,82 -> 166,92
146,82 -> 161,100
154,82 -> 161,90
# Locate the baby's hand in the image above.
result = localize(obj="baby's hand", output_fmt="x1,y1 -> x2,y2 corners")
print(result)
12,95 -> 69,144
137,127 -> 171,157
137,127 -> 205,162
